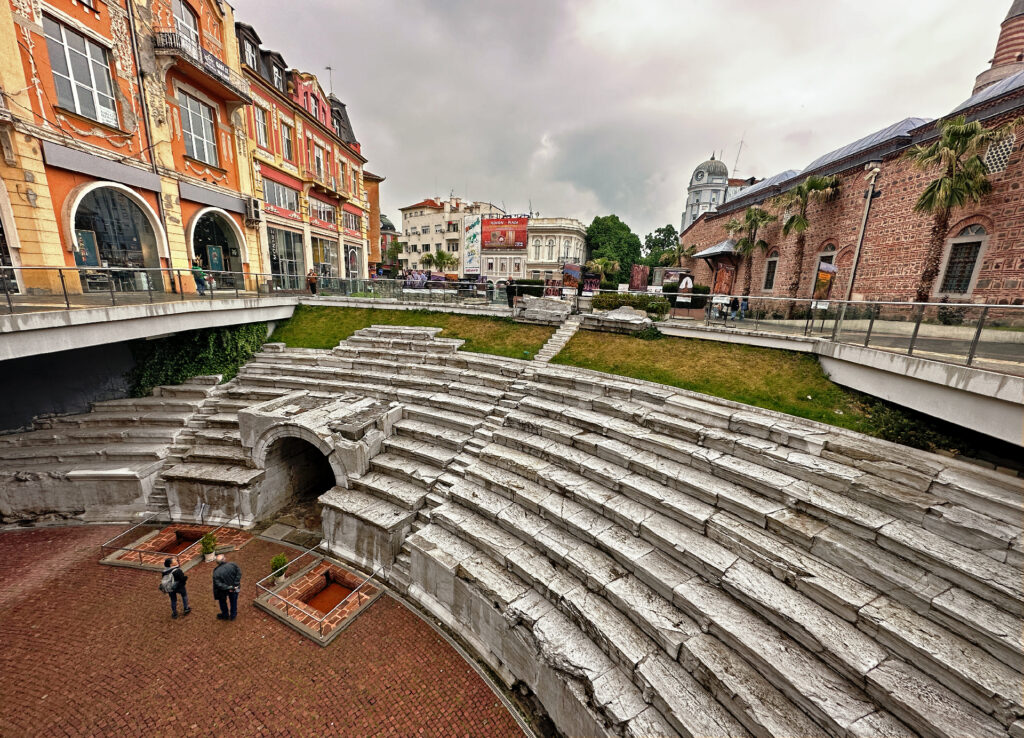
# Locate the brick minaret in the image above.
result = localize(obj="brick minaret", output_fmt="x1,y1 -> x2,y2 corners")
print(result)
974,0 -> 1024,93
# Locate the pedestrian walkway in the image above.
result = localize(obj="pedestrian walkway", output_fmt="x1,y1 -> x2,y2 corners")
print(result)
533,314 -> 582,362
0,525 -> 527,737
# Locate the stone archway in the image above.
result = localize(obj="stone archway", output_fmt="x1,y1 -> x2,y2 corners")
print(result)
258,434 -> 338,531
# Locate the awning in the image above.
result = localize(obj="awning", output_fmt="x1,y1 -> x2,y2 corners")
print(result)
692,239 -> 737,259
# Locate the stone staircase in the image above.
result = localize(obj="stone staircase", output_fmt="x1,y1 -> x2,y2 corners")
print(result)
533,314 -> 582,362
3,323 -> 1022,737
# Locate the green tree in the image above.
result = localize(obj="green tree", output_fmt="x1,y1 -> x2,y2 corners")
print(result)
585,256 -> 621,283
419,253 -> 435,270
905,114 -> 1019,301
586,215 -> 642,282
659,243 -> 697,268
384,240 -> 404,278
642,224 -> 679,267
734,207 -> 777,295
431,250 -> 458,272
723,217 -> 745,238
778,174 -> 840,298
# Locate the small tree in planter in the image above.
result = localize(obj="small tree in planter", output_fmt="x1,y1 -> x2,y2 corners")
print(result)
270,553 -> 289,584
200,532 -> 217,562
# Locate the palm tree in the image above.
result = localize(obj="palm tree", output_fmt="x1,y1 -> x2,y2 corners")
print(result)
734,207 -> 777,295
778,174 -> 840,298
723,218 -> 744,239
419,253 -> 435,270
659,243 -> 697,268
431,250 -> 458,272
906,114 -> 1020,301
585,256 -> 621,284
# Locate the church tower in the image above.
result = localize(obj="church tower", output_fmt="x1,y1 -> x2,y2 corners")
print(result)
974,1 -> 1024,94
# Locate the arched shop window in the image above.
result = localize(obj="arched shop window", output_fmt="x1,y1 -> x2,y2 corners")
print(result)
74,187 -> 162,291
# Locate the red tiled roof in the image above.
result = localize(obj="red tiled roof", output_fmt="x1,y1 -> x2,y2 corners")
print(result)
400,199 -> 443,210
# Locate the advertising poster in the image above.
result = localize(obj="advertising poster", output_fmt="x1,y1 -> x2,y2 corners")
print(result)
630,264 -> 650,291
676,273 -> 694,304
463,215 -> 482,274
812,262 -> 838,300
712,264 -> 735,295
582,275 -> 600,296
482,217 -> 528,249
562,263 -> 582,289
544,279 -> 561,296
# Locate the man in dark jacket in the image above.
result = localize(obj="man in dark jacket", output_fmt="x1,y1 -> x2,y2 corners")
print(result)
163,557 -> 191,619
212,554 -> 242,621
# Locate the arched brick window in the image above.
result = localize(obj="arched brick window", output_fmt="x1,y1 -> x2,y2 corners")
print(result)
762,250 -> 779,291
936,225 -> 989,296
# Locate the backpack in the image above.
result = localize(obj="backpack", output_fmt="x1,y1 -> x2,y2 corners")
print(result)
159,568 -> 178,594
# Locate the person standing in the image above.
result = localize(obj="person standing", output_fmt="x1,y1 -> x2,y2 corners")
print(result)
212,554 -> 242,621
506,278 -> 517,309
729,296 -> 740,321
160,557 -> 190,619
191,259 -> 206,296
306,268 -> 318,297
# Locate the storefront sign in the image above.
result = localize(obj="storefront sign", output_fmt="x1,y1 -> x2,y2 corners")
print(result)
482,217 -> 528,249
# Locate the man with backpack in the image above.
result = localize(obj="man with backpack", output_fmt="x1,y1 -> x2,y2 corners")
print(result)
212,554 -> 242,621
160,557 -> 191,619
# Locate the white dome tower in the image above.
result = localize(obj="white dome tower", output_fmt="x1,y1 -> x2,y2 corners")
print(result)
682,154 -> 731,231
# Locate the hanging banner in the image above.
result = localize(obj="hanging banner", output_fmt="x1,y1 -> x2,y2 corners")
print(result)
562,263 -> 582,289
463,215 -> 482,274
812,261 -> 838,300
712,264 -> 735,295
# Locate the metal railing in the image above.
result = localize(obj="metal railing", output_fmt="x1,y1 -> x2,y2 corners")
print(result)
651,292 -> 1024,377
99,511 -> 171,565
153,28 -> 251,100
99,506 -> 245,565
254,547 -> 378,639
0,265 -> 308,314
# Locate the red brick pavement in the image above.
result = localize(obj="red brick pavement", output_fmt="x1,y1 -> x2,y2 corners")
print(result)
0,526 -> 525,737
109,524 -> 253,569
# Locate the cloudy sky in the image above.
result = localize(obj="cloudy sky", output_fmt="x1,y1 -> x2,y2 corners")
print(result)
232,0 -> 1008,239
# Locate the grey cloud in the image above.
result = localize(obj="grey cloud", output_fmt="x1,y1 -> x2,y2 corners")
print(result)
231,0 -> 1008,237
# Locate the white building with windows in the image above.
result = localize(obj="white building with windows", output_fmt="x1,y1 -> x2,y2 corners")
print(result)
525,218 -> 587,281
398,198 -> 503,272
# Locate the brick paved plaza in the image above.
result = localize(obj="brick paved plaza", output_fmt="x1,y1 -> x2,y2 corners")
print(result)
0,526 -> 525,737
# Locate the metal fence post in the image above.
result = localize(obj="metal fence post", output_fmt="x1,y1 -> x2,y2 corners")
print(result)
907,304 -> 926,356
966,306 -> 989,367
108,270 -> 117,306
58,269 -> 70,309
177,270 -> 185,301
147,270 -> 154,304
864,302 -> 877,347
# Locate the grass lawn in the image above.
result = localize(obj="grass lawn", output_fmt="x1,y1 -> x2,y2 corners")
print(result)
552,330 -> 1002,459
269,305 -> 554,359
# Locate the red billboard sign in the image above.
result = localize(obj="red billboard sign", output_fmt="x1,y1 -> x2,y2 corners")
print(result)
481,217 -> 528,249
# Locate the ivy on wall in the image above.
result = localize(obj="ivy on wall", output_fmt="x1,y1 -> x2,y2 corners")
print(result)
127,323 -> 267,397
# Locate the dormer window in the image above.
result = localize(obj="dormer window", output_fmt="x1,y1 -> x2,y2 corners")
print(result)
272,66 -> 284,91
243,40 -> 257,69
310,96 -> 319,120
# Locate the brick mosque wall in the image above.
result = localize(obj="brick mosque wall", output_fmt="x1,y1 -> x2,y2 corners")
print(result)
683,107 -> 1024,304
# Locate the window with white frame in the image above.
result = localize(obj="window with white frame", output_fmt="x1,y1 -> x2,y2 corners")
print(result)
253,106 -> 269,148
180,92 -> 218,166
313,144 -> 325,177
263,178 -> 299,211
310,96 -> 319,120
43,16 -> 118,127
280,122 -> 294,160
310,199 -> 336,225
172,0 -> 200,53
272,67 -> 285,92
939,225 -> 987,294
243,41 -> 257,69
342,212 -> 361,231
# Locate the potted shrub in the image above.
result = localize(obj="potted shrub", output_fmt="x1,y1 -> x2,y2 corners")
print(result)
200,532 -> 217,562
270,553 -> 289,585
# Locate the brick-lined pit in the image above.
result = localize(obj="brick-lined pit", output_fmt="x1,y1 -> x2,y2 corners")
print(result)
264,559 -> 379,639
108,524 -> 253,570
0,526 -> 524,737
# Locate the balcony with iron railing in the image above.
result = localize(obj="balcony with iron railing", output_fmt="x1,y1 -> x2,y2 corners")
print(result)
303,168 -> 347,197
153,28 -> 251,103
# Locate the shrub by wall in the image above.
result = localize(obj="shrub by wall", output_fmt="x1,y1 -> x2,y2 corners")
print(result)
592,292 -> 671,318
127,323 -> 267,397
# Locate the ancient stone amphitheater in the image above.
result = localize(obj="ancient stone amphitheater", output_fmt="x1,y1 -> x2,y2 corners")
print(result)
2,325 -> 1021,738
